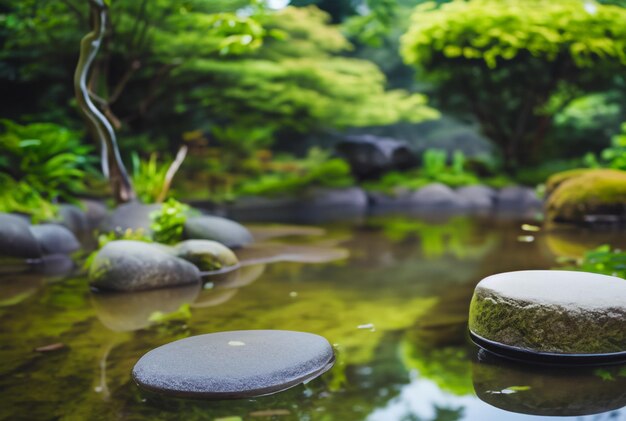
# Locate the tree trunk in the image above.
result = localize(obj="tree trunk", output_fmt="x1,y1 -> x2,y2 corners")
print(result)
73,0 -> 135,204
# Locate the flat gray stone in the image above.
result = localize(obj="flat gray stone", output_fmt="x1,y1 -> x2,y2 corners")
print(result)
184,216 -> 253,249
469,270 -> 626,354
132,330 -> 335,399
30,224 -> 80,255
89,240 -> 201,292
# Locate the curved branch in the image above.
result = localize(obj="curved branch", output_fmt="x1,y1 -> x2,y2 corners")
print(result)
73,0 -> 135,203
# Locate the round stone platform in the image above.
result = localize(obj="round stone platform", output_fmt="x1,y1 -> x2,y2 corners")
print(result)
132,330 -> 335,399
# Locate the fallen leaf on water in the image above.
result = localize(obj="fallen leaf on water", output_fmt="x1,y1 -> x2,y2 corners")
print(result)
249,409 -> 290,417
214,417 -> 243,421
34,343 -> 65,352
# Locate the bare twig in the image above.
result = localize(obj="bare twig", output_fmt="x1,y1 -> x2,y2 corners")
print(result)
157,145 -> 188,203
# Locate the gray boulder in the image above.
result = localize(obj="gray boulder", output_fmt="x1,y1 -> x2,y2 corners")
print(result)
410,183 -> 470,210
100,202 -> 161,234
89,240 -> 201,292
496,186 -> 542,210
0,213 -> 42,260
336,134 -> 416,179
184,216 -> 253,249
57,204 -> 89,235
456,185 -> 496,210
29,224 -> 80,255
80,199 -> 108,229
174,240 -> 239,271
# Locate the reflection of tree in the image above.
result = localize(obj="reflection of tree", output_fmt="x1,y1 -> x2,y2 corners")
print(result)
399,406 -> 465,421
371,216 -> 494,259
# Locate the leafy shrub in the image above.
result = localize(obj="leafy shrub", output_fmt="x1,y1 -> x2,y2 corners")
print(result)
365,149 -> 480,192
0,120 -> 94,220
236,149 -> 354,197
599,123 -> 626,170
131,152 -> 171,204
150,199 -> 189,244
0,175 -> 59,221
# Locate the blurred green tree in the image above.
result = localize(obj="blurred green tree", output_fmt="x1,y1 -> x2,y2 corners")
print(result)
401,0 -> 626,171
0,1 -> 437,156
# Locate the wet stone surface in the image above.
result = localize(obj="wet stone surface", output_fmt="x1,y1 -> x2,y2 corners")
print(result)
469,270 -> 626,355
132,330 -> 335,399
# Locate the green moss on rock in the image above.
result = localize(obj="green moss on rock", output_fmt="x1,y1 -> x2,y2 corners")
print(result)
469,271 -> 626,354
546,169 -> 626,224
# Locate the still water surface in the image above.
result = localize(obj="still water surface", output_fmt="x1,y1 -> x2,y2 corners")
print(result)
1,214 -> 625,420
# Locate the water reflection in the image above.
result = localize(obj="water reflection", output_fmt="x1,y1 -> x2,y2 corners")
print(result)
91,283 -> 201,331
473,351 -> 626,417
1,216 -> 626,420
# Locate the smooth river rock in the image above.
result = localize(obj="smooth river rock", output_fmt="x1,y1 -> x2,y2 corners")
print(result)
469,270 -> 626,355
89,240 -> 201,292
100,202 -> 162,234
174,240 -> 239,271
29,224 -> 80,255
183,215 -> 253,249
0,213 -> 42,261
132,330 -> 335,399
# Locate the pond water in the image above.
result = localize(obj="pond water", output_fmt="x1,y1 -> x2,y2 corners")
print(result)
1,214 -> 626,421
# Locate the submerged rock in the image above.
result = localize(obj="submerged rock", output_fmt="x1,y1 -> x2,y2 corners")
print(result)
0,213 -> 42,261
469,270 -> 626,355
174,240 -> 238,271
184,215 -> 253,248
132,330 -> 335,398
89,240 -> 201,292
29,224 -> 80,255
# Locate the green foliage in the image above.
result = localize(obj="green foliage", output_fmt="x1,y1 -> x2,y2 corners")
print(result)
1,1 -> 437,156
150,199 -> 189,244
236,149 -> 355,196
401,0 -> 626,169
0,120 -> 94,220
572,245 -> 626,279
365,149 -> 480,192
131,152 -> 171,203
598,122 -> 626,170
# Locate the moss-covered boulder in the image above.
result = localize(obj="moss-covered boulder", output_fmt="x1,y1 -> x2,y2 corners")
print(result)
174,240 -> 239,272
469,270 -> 626,354
544,168 -> 596,197
546,169 -> 626,224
